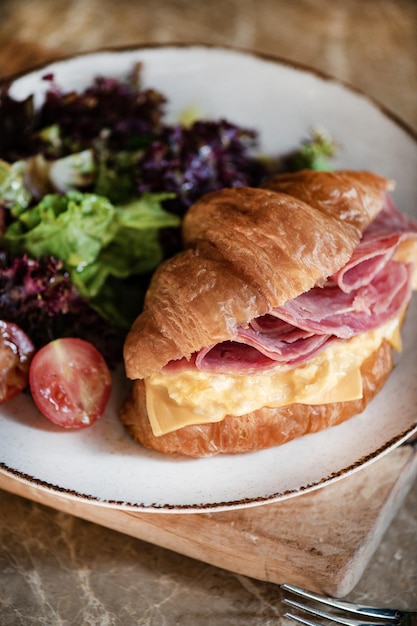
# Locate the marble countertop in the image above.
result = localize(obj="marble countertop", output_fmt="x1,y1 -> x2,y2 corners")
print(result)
0,1 -> 416,623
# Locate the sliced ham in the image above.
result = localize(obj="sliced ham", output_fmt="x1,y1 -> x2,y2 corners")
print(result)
166,195 -> 417,375
332,195 -> 417,293
195,317 -> 335,374
195,342 -> 279,374
272,260 -> 413,338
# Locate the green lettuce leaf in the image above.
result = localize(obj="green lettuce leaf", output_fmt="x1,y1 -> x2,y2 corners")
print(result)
288,128 -> 337,172
4,190 -> 179,326
0,159 -> 33,214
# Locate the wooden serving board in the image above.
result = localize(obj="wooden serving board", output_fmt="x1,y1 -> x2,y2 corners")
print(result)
1,444 -> 416,598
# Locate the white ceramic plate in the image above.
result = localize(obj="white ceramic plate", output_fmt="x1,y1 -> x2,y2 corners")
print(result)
1,45 -> 417,513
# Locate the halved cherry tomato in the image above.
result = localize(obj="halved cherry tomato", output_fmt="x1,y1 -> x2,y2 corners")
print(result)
29,338 -> 112,428
0,320 -> 35,403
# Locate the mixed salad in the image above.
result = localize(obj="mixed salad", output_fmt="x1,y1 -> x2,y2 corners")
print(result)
0,61 -> 336,427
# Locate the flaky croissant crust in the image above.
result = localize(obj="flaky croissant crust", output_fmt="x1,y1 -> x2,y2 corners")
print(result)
124,170 -> 392,380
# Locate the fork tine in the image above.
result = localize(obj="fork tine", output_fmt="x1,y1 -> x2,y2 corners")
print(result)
280,584 -> 400,621
283,610 -> 325,626
283,597 -> 386,626
283,611 -> 384,626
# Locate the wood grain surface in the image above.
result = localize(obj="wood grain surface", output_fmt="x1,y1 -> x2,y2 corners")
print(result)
0,1 -> 416,622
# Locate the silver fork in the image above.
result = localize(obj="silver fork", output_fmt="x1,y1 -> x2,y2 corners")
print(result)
280,584 -> 417,626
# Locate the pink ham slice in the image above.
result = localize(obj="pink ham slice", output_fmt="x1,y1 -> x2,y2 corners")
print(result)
195,317 -> 335,374
332,194 -> 417,292
272,260 -> 413,339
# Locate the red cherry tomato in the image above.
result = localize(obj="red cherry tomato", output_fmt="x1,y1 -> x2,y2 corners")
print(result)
29,338 -> 112,428
0,320 -> 35,402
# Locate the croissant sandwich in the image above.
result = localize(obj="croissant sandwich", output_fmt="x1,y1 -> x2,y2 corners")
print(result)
121,169 -> 417,457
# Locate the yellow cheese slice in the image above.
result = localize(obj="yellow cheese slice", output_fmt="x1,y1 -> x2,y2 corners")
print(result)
146,314 -> 402,437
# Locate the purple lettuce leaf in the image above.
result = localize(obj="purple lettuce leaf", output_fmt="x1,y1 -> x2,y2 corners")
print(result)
0,251 -> 124,365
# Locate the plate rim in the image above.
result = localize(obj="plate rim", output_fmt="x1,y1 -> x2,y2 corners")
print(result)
2,42 -> 416,140
1,423 -> 417,513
